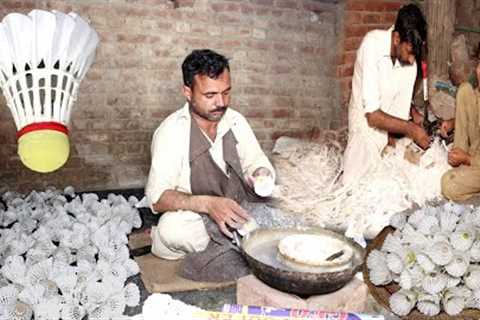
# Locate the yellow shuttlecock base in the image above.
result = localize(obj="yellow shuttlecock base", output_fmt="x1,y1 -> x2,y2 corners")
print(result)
17,123 -> 70,173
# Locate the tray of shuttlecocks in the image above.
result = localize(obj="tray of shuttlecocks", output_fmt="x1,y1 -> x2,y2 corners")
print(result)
363,202 -> 480,319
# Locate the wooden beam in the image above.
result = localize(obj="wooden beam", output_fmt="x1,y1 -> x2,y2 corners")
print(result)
426,0 -> 456,77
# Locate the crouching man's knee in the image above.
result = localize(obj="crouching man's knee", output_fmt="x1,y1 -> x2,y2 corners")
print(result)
441,169 -> 470,202
151,211 -> 210,260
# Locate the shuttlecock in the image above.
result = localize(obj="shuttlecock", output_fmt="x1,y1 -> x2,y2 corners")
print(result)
253,175 -> 275,197
0,9 -> 99,173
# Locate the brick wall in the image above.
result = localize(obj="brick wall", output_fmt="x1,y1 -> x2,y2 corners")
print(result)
0,0 -> 339,193
335,0 -> 410,126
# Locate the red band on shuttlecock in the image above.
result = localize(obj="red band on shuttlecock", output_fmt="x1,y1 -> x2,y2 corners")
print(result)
17,122 -> 69,140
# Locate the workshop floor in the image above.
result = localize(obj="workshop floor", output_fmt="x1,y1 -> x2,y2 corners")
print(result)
121,188 -> 400,318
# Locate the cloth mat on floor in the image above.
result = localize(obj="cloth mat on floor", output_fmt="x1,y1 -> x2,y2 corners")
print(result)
129,230 -> 234,293
134,254 -> 235,293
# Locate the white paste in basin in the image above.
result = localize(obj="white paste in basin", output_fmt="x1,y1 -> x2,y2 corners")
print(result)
277,234 -> 353,269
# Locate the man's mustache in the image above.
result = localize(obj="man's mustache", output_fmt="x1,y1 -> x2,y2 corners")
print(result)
211,106 -> 227,113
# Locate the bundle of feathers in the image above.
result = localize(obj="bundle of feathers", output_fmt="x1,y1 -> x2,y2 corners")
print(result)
0,187 -> 142,320
367,202 -> 480,317
272,136 -> 451,243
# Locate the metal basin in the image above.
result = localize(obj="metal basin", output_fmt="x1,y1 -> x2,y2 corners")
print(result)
241,227 -> 365,296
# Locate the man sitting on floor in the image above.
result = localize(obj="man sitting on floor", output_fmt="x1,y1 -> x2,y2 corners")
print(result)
145,49 -> 275,280
441,62 -> 480,201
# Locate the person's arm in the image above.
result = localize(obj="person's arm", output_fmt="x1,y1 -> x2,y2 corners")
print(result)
366,110 -> 431,149
440,119 -> 455,138
410,105 -> 424,126
234,113 -> 276,182
153,190 -> 249,238
448,147 -> 472,167
145,123 -> 184,214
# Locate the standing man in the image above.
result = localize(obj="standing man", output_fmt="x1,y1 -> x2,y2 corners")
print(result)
145,49 -> 275,261
441,62 -> 480,201
342,4 -> 430,186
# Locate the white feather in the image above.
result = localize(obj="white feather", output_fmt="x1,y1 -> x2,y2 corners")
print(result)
123,282 -> 140,307
0,10 -> 98,130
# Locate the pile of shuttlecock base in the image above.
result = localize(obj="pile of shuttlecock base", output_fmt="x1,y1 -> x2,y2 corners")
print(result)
0,186 -> 142,320
366,202 -> 480,317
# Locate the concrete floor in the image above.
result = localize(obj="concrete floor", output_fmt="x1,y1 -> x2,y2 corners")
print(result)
170,285 -> 237,311
120,188 -> 394,318
119,188 -> 237,315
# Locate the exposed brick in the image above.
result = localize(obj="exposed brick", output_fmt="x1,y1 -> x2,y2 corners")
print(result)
217,13 -> 241,24
222,26 -> 251,37
117,34 -> 147,43
344,11 -> 362,25
383,2 -> 404,12
244,86 -> 271,95
1,0 -> 35,10
243,110 -> 267,118
343,51 -> 357,65
336,64 -> 354,78
245,40 -> 270,51
239,3 -> 255,14
221,39 -> 242,48
346,1 -> 366,11
272,42 -> 292,53
345,25 -> 369,38
250,0 -> 274,6
114,6 -> 151,17
263,120 -> 275,128
126,0 -> 166,5
340,77 -> 353,92
176,0 -> 195,8
254,7 -> 270,16
363,13 -> 382,24
272,108 -> 292,118
381,12 -> 397,24
275,0 -> 299,10
344,36 -> 363,51
277,21 -> 303,33
364,2 -> 384,12
211,3 -> 241,12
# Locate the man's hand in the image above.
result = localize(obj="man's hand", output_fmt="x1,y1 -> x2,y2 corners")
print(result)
387,133 -> 396,147
252,167 -> 272,177
246,167 -> 272,188
408,123 -> 431,149
153,191 -> 251,238
205,196 -> 250,238
440,119 -> 455,138
365,110 -> 431,149
410,107 -> 424,126
448,147 -> 471,167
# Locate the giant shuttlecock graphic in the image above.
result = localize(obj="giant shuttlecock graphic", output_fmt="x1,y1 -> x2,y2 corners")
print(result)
0,9 -> 99,173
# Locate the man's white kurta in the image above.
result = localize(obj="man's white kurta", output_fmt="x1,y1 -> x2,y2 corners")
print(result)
145,103 -> 275,210
342,27 -> 417,186
145,103 -> 275,259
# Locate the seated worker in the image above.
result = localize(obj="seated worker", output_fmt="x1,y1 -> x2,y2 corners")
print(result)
145,49 -> 275,263
441,62 -> 480,201
342,4 -> 430,186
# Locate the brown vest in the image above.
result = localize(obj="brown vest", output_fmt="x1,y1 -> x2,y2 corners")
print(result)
179,117 -> 256,282
189,117 -> 258,204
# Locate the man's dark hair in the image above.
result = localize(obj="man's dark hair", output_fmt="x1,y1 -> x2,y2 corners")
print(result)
394,4 -> 427,62
182,49 -> 230,88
